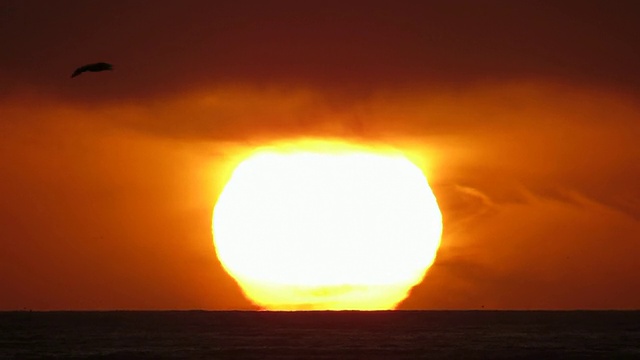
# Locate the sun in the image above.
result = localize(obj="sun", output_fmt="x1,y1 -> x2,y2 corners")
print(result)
212,140 -> 442,310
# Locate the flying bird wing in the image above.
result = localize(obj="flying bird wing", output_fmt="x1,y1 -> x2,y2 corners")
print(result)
70,66 -> 87,78
71,62 -> 114,78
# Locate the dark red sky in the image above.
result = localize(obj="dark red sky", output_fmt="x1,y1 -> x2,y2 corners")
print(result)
1,0 -> 639,310
2,1 -> 639,100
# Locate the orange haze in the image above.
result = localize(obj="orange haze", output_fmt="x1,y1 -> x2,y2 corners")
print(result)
1,1 -> 639,310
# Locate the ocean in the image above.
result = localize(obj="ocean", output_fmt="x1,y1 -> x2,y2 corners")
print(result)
1,311 -> 639,359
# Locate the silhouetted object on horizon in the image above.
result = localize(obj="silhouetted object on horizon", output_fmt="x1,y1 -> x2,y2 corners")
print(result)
71,62 -> 113,78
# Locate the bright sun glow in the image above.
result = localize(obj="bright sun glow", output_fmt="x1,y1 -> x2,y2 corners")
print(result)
212,141 -> 442,310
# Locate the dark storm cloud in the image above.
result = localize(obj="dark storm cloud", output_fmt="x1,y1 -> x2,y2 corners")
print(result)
1,1 -> 640,103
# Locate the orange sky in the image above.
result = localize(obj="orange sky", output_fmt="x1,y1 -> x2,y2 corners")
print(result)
1,1 -> 639,310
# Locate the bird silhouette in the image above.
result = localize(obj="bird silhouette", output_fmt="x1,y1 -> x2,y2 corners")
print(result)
71,62 -> 113,78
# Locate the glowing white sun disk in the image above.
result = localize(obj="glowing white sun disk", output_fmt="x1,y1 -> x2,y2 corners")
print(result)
212,142 -> 442,310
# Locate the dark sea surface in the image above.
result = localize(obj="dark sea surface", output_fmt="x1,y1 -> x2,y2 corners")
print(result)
1,311 -> 639,359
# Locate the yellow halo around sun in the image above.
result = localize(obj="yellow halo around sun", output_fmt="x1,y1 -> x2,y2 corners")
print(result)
212,140 -> 442,310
